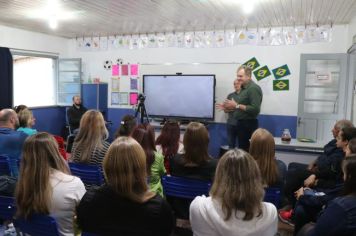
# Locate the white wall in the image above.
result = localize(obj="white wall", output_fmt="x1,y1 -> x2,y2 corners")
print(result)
68,25 -> 348,118
0,25 -> 69,56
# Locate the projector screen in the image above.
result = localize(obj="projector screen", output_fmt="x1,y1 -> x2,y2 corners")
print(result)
143,74 -> 216,120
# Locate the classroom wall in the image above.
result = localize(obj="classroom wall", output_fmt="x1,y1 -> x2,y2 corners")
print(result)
67,25 -> 349,117
0,25 -> 69,56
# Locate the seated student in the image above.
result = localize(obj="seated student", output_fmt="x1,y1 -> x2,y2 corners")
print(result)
285,120 -> 353,206
297,154 -> 356,236
114,114 -> 137,138
132,124 -> 166,197
190,149 -> 278,236
155,120 -> 184,174
13,104 -> 28,116
77,137 -> 174,236
67,95 -> 87,132
17,108 -> 37,136
170,122 -> 218,181
169,122 -> 218,220
282,127 -> 356,233
345,137 -> 356,156
15,132 -> 86,236
70,110 -> 110,166
249,128 -> 287,188
0,109 -> 28,177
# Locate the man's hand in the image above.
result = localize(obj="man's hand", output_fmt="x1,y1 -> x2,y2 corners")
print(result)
294,187 -> 304,200
215,103 -> 225,111
304,174 -> 317,187
223,98 -> 238,110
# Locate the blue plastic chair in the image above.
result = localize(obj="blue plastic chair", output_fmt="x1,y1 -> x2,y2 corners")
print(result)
161,175 -> 211,199
0,196 -> 16,220
0,155 -> 11,176
14,214 -> 59,236
68,162 -> 104,186
264,187 -> 281,208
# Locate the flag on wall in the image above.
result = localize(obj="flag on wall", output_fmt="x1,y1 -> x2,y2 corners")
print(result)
273,80 -> 289,91
242,57 -> 260,70
272,64 -> 291,79
253,65 -> 271,81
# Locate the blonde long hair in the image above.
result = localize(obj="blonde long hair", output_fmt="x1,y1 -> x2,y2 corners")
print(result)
103,137 -> 155,203
15,132 -> 70,218
210,149 -> 264,221
18,108 -> 34,128
72,110 -> 108,163
249,128 -> 278,186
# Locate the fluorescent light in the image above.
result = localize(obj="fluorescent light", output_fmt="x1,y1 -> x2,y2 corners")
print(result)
242,3 -> 254,14
49,17 -> 58,29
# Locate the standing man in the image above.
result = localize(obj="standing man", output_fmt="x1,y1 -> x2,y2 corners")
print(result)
67,95 -> 87,133
0,108 -> 28,177
216,79 -> 242,149
224,65 -> 263,151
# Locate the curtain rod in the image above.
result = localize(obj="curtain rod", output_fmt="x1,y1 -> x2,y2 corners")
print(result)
10,48 -> 59,57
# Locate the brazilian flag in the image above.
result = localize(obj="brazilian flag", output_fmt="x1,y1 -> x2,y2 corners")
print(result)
242,57 -> 260,70
273,80 -> 289,91
253,65 -> 271,81
272,64 -> 291,79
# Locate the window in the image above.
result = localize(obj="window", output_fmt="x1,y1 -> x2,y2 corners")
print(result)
13,54 -> 57,107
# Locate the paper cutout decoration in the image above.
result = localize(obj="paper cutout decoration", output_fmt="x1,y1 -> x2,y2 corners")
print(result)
184,32 -> 194,48
243,57 -> 260,70
157,33 -> 166,48
284,27 -> 297,45
100,37 -> 108,50
130,92 -> 138,105
111,92 -> 120,105
194,31 -> 205,48
111,77 -> 120,92
253,65 -> 271,81
121,65 -> 129,76
130,64 -> 139,76
214,31 -> 225,48
273,80 -> 289,91
247,30 -> 258,45
272,65 -> 291,79
119,92 -> 129,105
130,78 -> 138,90
257,29 -> 271,46
112,65 -> 119,76
270,28 -> 285,46
236,30 -> 248,44
225,30 -> 235,47
92,37 -> 100,50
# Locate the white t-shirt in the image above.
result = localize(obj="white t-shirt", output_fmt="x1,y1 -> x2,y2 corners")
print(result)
190,195 -> 278,236
49,170 -> 86,236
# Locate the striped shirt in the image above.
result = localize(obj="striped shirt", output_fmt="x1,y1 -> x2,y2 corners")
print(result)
70,141 -> 110,166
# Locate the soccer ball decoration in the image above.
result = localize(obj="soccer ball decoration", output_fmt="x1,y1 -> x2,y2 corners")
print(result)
116,58 -> 123,65
103,60 -> 112,70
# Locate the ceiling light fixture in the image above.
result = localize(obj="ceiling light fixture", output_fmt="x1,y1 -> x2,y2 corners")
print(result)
49,16 -> 58,29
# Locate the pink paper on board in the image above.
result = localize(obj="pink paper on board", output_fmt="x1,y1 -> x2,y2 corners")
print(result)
130,64 -> 139,76
112,65 -> 119,76
121,64 -> 129,76
130,92 -> 138,105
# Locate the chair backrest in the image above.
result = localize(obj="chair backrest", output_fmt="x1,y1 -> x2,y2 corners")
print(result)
161,175 -> 211,199
14,214 -> 60,236
0,155 -> 11,176
0,196 -> 16,220
65,107 -> 73,135
68,162 -> 104,186
264,187 -> 281,208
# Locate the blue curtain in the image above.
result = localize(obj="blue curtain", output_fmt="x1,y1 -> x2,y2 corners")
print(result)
0,47 -> 13,109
